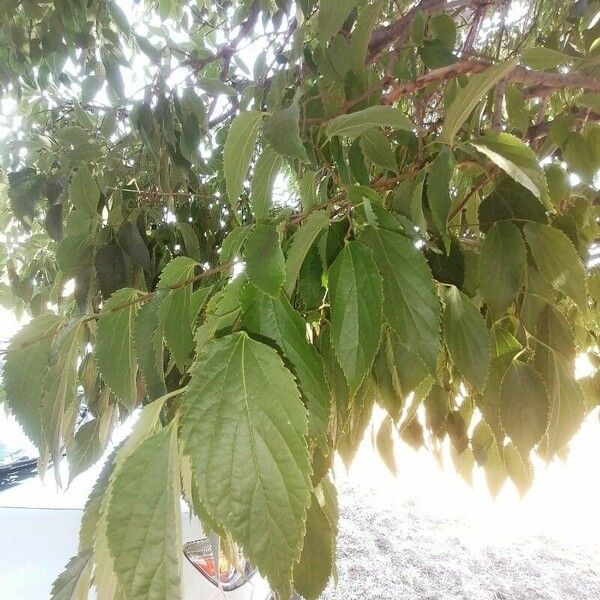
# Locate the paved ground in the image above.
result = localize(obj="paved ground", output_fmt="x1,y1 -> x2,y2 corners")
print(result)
321,480 -> 600,600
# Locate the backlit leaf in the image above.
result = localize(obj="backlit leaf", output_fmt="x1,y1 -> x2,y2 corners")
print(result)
244,224 -> 285,296
241,284 -> 331,444
442,59 -> 517,144
479,221 -> 527,318
329,242 -> 383,392
443,286 -> 490,392
325,106 -> 414,139
223,111 -> 263,212
181,333 -> 311,599
499,361 -> 550,457
107,422 -> 182,600
97,288 -> 142,408
360,226 -> 441,373
523,223 -> 587,309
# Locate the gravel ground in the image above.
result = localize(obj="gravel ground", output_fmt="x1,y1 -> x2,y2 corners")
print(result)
321,480 -> 600,600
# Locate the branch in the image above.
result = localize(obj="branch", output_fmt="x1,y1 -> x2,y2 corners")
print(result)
367,0 -> 499,59
382,59 -> 600,104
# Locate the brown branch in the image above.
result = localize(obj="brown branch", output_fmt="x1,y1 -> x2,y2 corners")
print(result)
382,60 -> 600,104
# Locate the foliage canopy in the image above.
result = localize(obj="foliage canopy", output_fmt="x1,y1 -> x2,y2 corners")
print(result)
2,0 -> 600,598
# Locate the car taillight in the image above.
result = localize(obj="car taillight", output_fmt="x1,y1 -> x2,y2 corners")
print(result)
183,539 -> 256,591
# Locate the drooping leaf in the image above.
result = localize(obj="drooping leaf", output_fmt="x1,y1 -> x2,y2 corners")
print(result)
96,288 -> 142,408
241,284 -> 331,445
41,318 -> 85,467
360,226 -> 441,373
325,106 -> 414,139
471,132 -> 548,201
293,492 -> 335,600
284,210 -> 330,296
2,314 -> 65,448
107,422 -> 182,600
376,415 -> 398,476
250,144 -> 283,220
478,177 -> 547,233
181,333 -> 311,599
194,275 -> 245,355
479,221 -> 527,318
442,59 -> 517,143
503,442 -> 534,496
443,286 -> 490,392
523,223 -> 587,310
134,294 -> 167,400
223,111 -> 263,212
329,241 -> 383,392
244,223 -> 286,296
263,103 -> 309,163
359,129 -> 398,173
157,257 -> 198,371
499,361 -> 550,458
318,0 -> 359,43
427,148 -> 455,234
69,165 -> 99,215
50,550 -> 93,600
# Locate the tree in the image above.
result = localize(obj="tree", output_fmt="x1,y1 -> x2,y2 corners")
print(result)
1,0 -> 600,597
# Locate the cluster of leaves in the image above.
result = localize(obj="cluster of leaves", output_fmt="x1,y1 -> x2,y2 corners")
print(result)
2,0 -> 600,598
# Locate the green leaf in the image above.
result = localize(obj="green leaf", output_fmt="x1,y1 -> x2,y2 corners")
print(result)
505,86 -> 529,134
158,257 -> 198,371
376,415 -> 398,476
181,333 -> 311,599
479,221 -> 527,317
349,0 -> 383,70
471,132 -> 548,201
250,144 -> 283,220
503,442 -> 533,496
241,285 -> 331,445
96,288 -> 142,408
544,164 -> 570,207
522,47 -> 573,70
223,111 -> 263,212
194,276 -> 245,355
177,222 -> 201,262
318,0 -> 359,43
42,319 -> 85,467
577,93 -> 600,112
360,227 -> 441,373
329,242 -> 383,392
293,492 -> 335,600
69,165 -> 99,215
67,418 -> 109,484
359,129 -> 398,173
197,77 -> 237,96
284,210 -> 330,296
134,294 -> 167,401
533,306 -> 585,457
443,286 -> 490,392
499,361 -> 550,457
427,148 -> 455,234
478,177 -> 547,233
263,103 -> 309,163
244,224 -> 286,296
523,223 -> 587,309
107,422 -> 182,600
442,59 -> 517,144
50,550 -> 93,600
325,106 -> 414,139
3,314 -> 65,448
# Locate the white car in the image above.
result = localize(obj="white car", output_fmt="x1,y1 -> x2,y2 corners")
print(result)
0,414 -> 273,600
